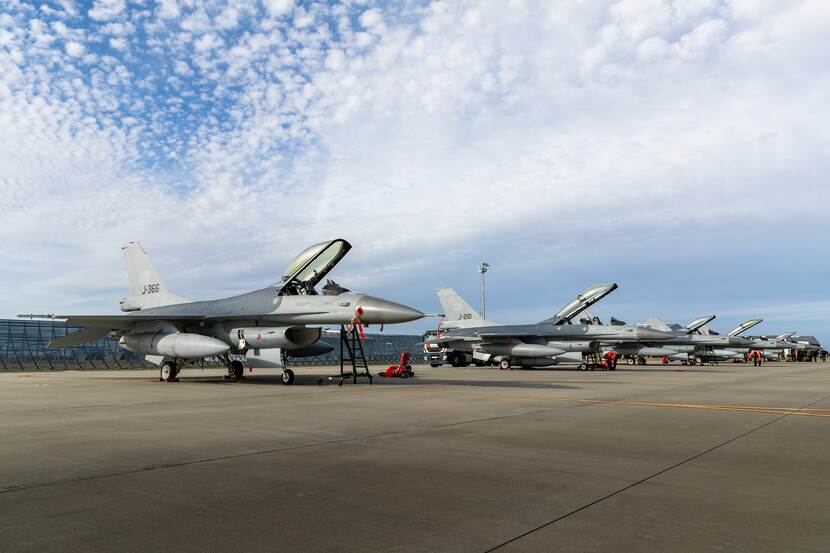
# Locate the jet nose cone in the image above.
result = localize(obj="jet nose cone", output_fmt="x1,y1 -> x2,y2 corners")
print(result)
358,295 -> 424,324
637,327 -> 673,341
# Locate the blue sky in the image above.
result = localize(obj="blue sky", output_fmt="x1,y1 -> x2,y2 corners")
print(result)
1,0 -> 828,343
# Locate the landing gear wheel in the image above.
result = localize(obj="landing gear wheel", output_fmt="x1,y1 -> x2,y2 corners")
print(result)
229,360 -> 244,381
627,357 -> 635,365
430,364 -> 440,368
637,357 -> 646,365
499,359 -> 512,371
160,362 -> 178,382
281,368 -> 295,385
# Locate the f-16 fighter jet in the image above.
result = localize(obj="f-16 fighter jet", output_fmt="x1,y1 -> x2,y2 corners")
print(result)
428,284 -> 672,370
690,319 -> 767,362
612,315 -> 754,365
30,239 -> 423,383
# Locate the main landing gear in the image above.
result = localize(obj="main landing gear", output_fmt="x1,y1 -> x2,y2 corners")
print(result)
221,354 -> 245,382
228,359 -> 244,381
280,349 -> 294,385
160,360 -> 179,382
499,358 -> 512,370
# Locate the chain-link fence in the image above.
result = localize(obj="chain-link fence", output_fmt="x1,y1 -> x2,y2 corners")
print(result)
0,319 -> 425,371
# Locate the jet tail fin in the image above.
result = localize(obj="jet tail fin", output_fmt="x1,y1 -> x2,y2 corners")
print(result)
436,288 -> 496,328
645,317 -> 673,333
120,242 -> 189,311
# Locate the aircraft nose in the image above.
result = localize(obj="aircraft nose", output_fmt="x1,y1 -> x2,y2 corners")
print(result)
358,295 -> 424,324
637,327 -> 673,341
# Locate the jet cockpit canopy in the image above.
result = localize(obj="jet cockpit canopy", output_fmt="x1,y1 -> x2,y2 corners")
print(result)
543,283 -> 618,325
277,239 -> 352,295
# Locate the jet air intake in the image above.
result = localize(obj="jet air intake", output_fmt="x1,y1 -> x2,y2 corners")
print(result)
120,333 -> 229,358
230,326 -> 321,350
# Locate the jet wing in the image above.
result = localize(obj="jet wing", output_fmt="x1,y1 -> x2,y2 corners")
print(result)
478,328 -> 546,340
47,327 -> 111,348
47,314 -> 206,330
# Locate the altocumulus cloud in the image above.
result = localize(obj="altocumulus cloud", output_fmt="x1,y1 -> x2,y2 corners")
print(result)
0,0 -> 828,339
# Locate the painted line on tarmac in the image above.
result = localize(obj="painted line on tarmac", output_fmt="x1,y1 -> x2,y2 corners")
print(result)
481,391 -> 830,552
382,388 -> 830,418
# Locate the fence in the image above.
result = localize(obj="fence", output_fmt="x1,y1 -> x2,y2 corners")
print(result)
0,319 -> 424,371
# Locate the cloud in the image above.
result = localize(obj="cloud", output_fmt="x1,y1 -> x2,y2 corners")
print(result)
157,0 -> 180,20
64,41 -> 85,57
359,8 -> 383,29
263,0 -> 292,17
88,0 -> 126,21
0,0 -> 828,343
194,32 -> 222,51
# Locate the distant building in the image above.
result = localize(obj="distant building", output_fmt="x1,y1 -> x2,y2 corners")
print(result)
0,319 -> 422,371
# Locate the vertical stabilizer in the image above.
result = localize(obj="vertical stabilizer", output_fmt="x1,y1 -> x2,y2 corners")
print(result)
119,242 -> 189,311
436,288 -> 496,328
645,317 -> 674,333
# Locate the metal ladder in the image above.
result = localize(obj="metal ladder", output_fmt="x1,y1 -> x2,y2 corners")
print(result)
337,325 -> 373,386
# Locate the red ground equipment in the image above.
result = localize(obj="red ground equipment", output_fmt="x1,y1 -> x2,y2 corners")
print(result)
379,351 -> 414,378
603,351 -> 619,370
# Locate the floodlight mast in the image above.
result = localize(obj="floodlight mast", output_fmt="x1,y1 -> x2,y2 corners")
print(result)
478,262 -> 490,318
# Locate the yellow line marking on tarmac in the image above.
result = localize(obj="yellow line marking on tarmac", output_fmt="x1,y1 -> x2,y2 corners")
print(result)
380,388 -> 830,418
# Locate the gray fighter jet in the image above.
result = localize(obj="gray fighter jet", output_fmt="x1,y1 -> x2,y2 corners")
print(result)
612,316 -> 755,365
428,284 -> 672,370
30,239 -> 423,383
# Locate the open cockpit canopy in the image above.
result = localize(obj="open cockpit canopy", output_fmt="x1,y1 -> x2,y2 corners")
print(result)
543,283 -> 618,325
685,315 -> 716,334
277,239 -> 352,295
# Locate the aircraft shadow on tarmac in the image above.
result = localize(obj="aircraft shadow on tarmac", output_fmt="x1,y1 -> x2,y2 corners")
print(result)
174,374 -> 583,390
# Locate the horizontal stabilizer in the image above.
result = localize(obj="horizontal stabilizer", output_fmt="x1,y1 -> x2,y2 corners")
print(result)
47,327 -> 110,349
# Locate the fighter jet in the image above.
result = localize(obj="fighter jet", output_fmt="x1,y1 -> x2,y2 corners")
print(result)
428,284 -> 672,370
611,315 -> 754,365
690,319 -> 766,362
28,239 -> 423,383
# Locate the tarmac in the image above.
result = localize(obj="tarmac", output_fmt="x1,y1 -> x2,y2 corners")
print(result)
0,361 -> 828,552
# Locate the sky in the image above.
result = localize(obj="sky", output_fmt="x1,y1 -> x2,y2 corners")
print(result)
1,0 -> 828,342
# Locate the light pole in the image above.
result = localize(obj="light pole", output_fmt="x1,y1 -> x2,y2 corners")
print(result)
478,262 -> 490,318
